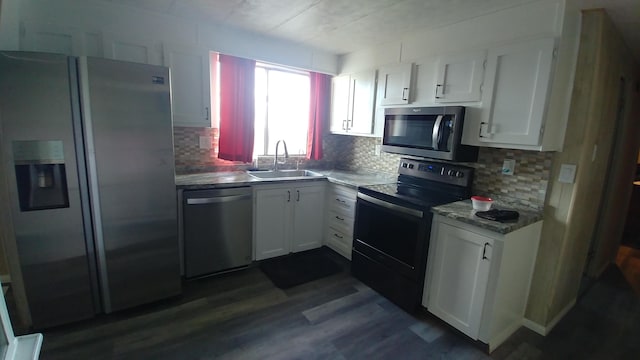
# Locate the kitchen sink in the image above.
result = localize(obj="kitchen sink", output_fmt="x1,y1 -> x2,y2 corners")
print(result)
247,169 -> 325,180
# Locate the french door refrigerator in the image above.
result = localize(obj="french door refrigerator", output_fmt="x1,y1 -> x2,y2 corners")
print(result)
0,51 -> 181,329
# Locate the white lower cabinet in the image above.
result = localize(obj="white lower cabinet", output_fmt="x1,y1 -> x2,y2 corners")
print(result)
424,215 -> 542,352
324,184 -> 357,259
253,182 -> 325,260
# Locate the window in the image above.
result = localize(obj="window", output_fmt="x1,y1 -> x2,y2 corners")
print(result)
254,63 -> 310,157
210,54 -> 310,161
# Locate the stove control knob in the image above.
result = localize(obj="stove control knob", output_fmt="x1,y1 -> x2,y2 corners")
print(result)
402,162 -> 408,168
408,164 -> 414,169
447,170 -> 455,176
455,171 -> 464,178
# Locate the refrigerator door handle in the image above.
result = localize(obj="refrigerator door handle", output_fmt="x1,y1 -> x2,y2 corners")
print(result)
78,57 -> 113,313
69,57 -> 102,313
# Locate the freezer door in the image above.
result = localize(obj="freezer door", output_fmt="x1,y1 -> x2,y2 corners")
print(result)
79,57 -> 181,312
0,52 -> 97,328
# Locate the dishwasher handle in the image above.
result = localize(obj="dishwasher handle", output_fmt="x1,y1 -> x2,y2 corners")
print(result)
186,194 -> 252,205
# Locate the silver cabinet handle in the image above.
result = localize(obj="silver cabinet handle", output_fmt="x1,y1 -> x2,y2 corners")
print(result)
342,120 -> 347,130
336,198 -> 346,204
287,190 -> 291,202
333,233 -> 343,239
435,84 -> 442,99
335,215 -> 344,221
402,87 -> 409,101
205,106 -> 209,120
296,190 -> 300,202
186,194 -> 251,205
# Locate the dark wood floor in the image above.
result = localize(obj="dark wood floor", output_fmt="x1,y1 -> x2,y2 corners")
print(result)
38,247 -> 640,359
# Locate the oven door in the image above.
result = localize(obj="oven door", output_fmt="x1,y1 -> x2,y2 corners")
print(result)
353,192 -> 431,281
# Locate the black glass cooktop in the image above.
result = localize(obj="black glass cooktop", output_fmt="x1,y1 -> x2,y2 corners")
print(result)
358,182 -> 464,210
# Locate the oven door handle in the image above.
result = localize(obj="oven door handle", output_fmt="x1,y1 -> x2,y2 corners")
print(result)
431,115 -> 443,150
357,193 -> 423,218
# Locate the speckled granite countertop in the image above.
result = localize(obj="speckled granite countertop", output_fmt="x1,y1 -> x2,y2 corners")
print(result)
175,170 -> 396,190
431,200 -> 543,234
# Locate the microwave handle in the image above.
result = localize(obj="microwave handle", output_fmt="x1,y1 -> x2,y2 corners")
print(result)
432,115 -> 443,150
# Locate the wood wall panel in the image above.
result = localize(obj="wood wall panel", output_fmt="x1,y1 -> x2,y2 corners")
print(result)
525,9 -> 640,327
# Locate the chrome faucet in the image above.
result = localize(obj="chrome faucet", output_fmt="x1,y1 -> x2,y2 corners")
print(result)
274,140 -> 289,171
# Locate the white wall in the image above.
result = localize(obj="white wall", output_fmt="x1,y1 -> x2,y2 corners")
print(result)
12,0 -> 338,74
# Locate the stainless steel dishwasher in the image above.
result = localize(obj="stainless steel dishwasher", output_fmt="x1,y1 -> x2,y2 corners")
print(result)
183,187 -> 253,278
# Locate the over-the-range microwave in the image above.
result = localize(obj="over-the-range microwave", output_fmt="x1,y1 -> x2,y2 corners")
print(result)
381,106 -> 478,162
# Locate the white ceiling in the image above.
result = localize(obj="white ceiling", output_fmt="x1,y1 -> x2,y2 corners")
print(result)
104,0 -> 640,59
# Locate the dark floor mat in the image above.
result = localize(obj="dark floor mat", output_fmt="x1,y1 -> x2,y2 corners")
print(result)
260,248 -> 343,289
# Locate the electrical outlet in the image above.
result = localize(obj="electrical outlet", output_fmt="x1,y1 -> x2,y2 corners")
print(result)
558,164 -> 577,184
502,159 -> 515,176
199,136 -> 212,149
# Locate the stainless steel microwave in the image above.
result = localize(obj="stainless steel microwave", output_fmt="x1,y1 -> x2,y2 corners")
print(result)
381,106 -> 478,162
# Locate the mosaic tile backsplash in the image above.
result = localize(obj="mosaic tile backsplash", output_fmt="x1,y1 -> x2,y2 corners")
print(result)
173,127 -> 552,209
173,126 -> 338,173
330,136 -> 553,209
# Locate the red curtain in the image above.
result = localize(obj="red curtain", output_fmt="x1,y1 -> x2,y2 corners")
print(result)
218,54 -> 256,163
307,72 -> 331,160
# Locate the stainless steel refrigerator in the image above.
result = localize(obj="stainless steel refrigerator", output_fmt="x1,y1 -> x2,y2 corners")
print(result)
0,51 -> 181,329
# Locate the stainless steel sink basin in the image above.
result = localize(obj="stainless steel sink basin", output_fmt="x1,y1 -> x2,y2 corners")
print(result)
247,170 -> 325,180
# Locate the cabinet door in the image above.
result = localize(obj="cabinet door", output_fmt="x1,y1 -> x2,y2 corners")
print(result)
479,38 -> 554,145
378,63 -> 413,105
435,51 -> 486,103
254,187 -> 291,260
427,222 -> 493,340
21,22 -> 101,57
348,70 -> 376,135
163,43 -> 211,127
292,185 -> 325,252
103,33 -> 162,65
330,75 -> 350,134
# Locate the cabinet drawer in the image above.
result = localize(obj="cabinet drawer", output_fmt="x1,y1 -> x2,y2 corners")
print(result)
329,194 -> 356,214
325,227 -> 353,260
327,210 -> 354,235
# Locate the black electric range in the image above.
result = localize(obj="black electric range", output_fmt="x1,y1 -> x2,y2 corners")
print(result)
352,157 -> 474,312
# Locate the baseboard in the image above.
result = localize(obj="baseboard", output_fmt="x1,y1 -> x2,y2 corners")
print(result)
0,274 -> 10,284
522,318 -> 546,335
522,298 -> 576,336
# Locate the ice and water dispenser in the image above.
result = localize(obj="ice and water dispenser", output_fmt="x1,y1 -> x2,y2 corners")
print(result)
13,140 -> 69,211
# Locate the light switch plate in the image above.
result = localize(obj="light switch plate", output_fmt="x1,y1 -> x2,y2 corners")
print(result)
502,159 -> 515,176
558,164 -> 577,184
199,136 -> 212,149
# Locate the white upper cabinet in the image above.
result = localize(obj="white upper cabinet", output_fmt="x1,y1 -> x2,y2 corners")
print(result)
434,51 -> 486,103
349,70 -> 377,135
330,74 -> 351,134
20,22 -> 102,57
103,33 -> 162,65
330,70 -> 376,136
476,38 -> 555,146
163,43 -> 211,127
378,63 -> 413,105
